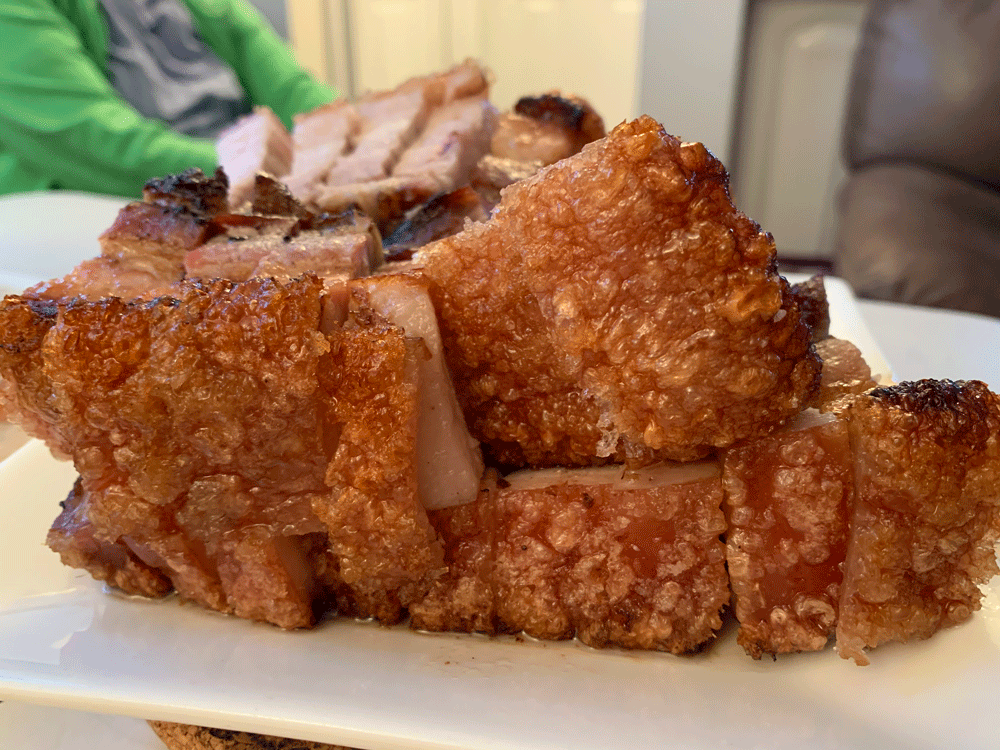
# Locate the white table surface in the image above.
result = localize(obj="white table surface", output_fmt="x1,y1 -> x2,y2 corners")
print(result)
1,191 -> 999,749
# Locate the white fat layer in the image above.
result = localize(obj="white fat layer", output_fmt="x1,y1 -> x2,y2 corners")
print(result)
359,276 -> 484,509
784,407 -> 835,432
504,460 -> 720,492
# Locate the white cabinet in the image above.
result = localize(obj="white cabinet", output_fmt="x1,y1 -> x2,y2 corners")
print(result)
730,0 -> 867,261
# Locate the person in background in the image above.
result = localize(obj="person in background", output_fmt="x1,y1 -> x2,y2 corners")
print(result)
0,0 -> 336,198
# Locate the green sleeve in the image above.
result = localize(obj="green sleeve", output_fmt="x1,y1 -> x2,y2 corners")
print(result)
0,0 -> 218,198
186,0 -> 338,129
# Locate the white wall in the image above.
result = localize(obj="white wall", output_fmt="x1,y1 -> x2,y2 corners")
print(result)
635,0 -> 748,165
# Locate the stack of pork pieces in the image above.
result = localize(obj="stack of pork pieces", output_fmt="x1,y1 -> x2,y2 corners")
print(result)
1,62 -> 998,667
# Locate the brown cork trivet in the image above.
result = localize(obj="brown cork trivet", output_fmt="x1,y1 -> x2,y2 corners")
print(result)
147,720 -> 356,750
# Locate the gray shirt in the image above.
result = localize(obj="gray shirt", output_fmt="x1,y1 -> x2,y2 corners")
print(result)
99,0 -> 252,138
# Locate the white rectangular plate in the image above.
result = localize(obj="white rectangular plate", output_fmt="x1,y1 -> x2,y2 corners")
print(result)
1,278 -> 996,750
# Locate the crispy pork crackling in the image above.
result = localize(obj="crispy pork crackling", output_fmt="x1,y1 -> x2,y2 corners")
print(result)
837,379 -> 1000,665
417,116 -> 822,468
0,276 -> 455,627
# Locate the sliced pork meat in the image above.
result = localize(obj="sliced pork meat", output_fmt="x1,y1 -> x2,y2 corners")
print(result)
284,100 -> 358,205
185,206 -> 383,283
26,169 -> 229,302
185,231 -> 377,283
397,58 -> 490,104
313,174 -> 441,233
322,87 -> 435,188
417,116 -> 822,468
215,107 -> 293,208
392,97 -> 497,190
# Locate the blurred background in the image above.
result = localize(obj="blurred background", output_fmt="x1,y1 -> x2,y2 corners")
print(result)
276,0 -> 866,272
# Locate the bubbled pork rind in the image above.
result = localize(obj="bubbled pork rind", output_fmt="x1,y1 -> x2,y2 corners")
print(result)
815,337 -> 878,413
47,478 -> 174,599
3,277 -> 345,626
409,483 -> 496,634
418,115 -> 820,468
493,466 -> 729,654
313,313 -> 445,624
723,411 -> 854,658
837,379 -> 1000,665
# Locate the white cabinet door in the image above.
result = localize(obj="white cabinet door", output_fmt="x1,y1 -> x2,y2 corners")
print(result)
731,0 -> 866,261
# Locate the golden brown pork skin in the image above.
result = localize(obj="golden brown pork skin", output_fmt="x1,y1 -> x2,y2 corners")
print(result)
418,116 -> 822,469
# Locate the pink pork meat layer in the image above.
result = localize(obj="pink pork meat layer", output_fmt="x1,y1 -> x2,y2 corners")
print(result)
392,97 -> 498,190
349,273 -> 485,510
284,101 -> 358,204
321,87 -> 435,189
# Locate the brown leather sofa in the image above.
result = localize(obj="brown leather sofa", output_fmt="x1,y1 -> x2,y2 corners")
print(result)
835,0 -> 1000,318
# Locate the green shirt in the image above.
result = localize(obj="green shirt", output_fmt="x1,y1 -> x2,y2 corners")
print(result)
0,0 -> 336,197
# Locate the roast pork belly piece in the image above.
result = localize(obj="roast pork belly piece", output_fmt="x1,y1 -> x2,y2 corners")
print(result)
27,169 -> 230,302
48,478 -> 173,598
185,216 -> 382,282
215,107 -> 293,208
408,478 -> 496,634
836,380 -> 1000,665
284,100 -> 358,205
722,409 -> 855,658
0,277 -> 336,626
397,58 -> 490,104
417,116 -> 822,468
311,311 -> 445,624
322,87 -> 435,188
815,337 -> 879,413
24,256 -> 181,303
349,273 -> 484,510
490,92 -> 605,166
384,187 -> 490,261
312,175 -> 440,233
493,462 -> 729,653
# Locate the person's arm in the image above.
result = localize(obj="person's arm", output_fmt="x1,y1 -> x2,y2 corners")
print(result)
186,0 -> 337,128
0,0 -> 218,197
